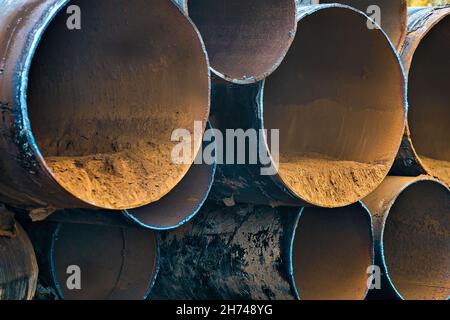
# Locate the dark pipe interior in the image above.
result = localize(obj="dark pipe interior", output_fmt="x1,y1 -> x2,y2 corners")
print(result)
53,223 -> 158,300
383,181 -> 450,300
264,7 -> 405,207
317,0 -> 407,49
408,16 -> 450,187
187,0 -> 296,82
27,0 -> 209,209
292,203 -> 373,300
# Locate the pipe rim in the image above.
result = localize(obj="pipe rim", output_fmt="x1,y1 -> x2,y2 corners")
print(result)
377,177 -> 450,300
313,0 -> 407,51
402,8 -> 450,186
49,223 -> 160,300
18,0 -> 211,210
184,0 -> 298,84
123,141 -> 217,230
261,4 -> 407,208
288,202 -> 374,300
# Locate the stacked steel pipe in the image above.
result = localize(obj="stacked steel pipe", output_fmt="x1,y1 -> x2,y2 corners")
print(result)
0,0 -> 448,301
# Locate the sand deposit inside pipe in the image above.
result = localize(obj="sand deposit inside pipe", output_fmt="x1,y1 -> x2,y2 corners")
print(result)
46,142 -> 190,209
278,155 -> 388,207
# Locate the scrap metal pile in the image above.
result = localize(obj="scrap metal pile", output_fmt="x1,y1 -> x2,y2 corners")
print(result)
0,0 -> 448,300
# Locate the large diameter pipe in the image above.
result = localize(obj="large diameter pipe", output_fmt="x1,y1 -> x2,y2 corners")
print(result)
391,7 -> 450,188
0,0 -> 210,211
174,0 -> 298,84
209,4 -> 406,208
0,206 -> 38,300
298,1 -> 407,51
151,202 -> 373,300
363,176 -> 450,300
21,219 -> 159,300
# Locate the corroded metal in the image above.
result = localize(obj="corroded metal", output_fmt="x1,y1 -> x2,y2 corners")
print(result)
298,1 -> 407,50
176,0 -> 298,84
0,0 -> 210,211
21,219 -> 159,300
209,4 -> 406,208
151,201 -> 373,300
0,206 -> 38,300
391,7 -> 450,188
363,176 -> 450,300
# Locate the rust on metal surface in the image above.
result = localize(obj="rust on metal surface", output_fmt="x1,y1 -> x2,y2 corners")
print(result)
22,219 -> 159,300
300,0 -> 407,50
363,176 -> 450,300
392,7 -> 450,188
0,216 -> 38,300
152,202 -> 373,300
211,5 -> 406,208
0,0 -> 210,211
179,0 -> 298,83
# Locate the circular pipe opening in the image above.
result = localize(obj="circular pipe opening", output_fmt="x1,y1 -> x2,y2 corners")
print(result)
315,0 -> 407,50
186,0 -> 297,83
382,180 -> 449,300
263,7 -> 406,207
408,15 -> 450,187
52,223 -> 158,300
292,203 -> 373,300
26,0 -> 210,209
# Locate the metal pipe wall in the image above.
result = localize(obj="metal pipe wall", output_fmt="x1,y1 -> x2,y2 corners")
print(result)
363,176 -> 450,300
298,1 -> 407,50
151,201 -> 373,300
0,0 -> 210,211
174,0 -> 298,84
208,5 -> 406,208
0,206 -> 38,300
392,7 -> 450,188
21,218 -> 159,300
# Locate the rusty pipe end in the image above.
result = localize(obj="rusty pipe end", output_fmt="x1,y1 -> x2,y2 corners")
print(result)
184,0 -> 298,84
31,222 -> 159,300
21,0 -> 210,210
0,221 -> 38,300
364,176 -> 450,300
290,202 -> 373,300
401,7 -> 450,187
314,1 -> 407,51
262,4 -> 407,208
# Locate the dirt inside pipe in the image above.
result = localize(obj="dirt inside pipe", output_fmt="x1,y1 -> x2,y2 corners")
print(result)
26,0 -> 209,209
317,0 -> 407,50
187,0 -> 296,82
264,8 -> 405,207
382,181 -> 449,300
292,203 -> 373,300
408,16 -> 450,187
279,155 -> 387,208
53,223 -> 158,300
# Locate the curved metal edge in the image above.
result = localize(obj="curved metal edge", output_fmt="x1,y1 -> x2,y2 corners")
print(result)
122,163 -> 217,231
189,0 -> 299,85
368,176 -> 450,300
286,203 -> 374,300
259,4 -> 408,208
122,122 -> 217,231
15,0 -> 87,209
49,223 -> 161,300
143,232 -> 161,300
16,0 -> 212,210
396,6 -> 450,178
49,223 -> 64,300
